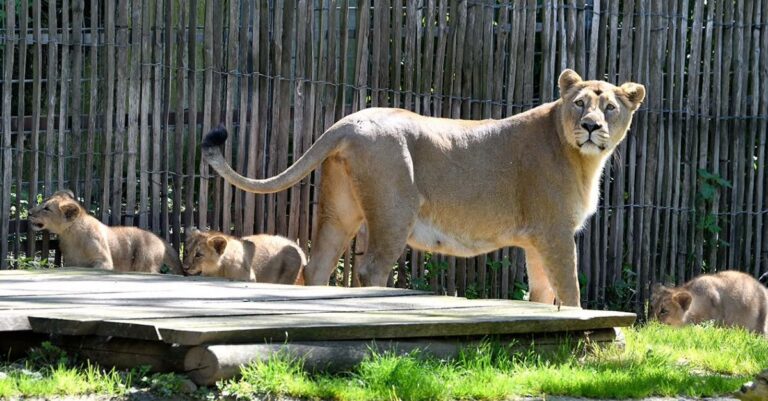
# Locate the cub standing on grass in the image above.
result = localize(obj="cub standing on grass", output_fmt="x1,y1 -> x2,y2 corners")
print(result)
28,190 -> 183,274
650,270 -> 768,336
182,228 -> 306,285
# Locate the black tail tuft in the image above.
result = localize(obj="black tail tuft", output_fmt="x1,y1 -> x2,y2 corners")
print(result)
759,271 -> 768,287
202,125 -> 228,148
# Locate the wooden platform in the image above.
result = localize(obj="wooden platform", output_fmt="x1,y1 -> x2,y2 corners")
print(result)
0,268 -> 636,384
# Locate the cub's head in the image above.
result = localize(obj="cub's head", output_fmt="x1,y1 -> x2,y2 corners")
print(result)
650,283 -> 693,326
735,369 -> 768,401
558,69 -> 646,156
28,190 -> 84,234
182,228 -> 229,277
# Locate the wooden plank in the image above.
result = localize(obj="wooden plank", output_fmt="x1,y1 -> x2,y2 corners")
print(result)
150,307 -> 633,345
85,0 -> 99,209
110,0 -> 129,226
101,1 -> 115,224
185,0 -> 198,233
57,0 -> 69,190
138,0 -> 151,229
151,0 -> 164,233
198,0 -> 214,230
124,0 -> 141,227
43,0 -> 58,259
28,0 -> 43,257
0,0 -> 16,269
70,0 -> 84,198
229,0 -> 245,236
13,0 -> 30,262
233,0 -> 250,236
172,0 -> 187,248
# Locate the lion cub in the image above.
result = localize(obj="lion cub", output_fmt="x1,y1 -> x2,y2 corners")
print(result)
736,369 -> 768,401
182,228 -> 306,285
28,190 -> 183,274
651,270 -> 768,336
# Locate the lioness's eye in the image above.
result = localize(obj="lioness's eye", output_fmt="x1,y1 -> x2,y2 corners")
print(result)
43,206 -> 50,211
606,103 -> 616,111
574,99 -> 584,108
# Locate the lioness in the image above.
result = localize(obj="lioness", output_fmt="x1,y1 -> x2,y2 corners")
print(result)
651,271 -> 768,336
182,228 -> 306,284
28,190 -> 183,274
736,369 -> 768,401
202,69 -> 645,306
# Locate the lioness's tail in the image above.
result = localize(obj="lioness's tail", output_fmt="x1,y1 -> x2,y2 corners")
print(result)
202,125 -> 342,193
163,243 -> 184,275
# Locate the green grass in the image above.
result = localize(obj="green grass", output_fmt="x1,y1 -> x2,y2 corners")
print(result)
3,323 -> 766,400
218,322 -> 768,400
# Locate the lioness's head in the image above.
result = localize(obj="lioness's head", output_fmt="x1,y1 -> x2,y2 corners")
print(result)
182,228 -> 230,277
558,69 -> 646,156
735,369 -> 768,401
28,190 -> 84,234
650,283 -> 692,326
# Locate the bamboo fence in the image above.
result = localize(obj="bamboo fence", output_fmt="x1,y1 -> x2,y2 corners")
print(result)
1,0 -> 767,314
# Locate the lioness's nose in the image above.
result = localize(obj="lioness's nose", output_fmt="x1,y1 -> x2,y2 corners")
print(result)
581,122 -> 602,132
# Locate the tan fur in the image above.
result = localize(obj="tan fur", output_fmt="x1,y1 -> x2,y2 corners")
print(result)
28,190 -> 183,274
651,271 -> 768,336
202,69 -> 645,306
182,228 -> 306,285
736,369 -> 768,401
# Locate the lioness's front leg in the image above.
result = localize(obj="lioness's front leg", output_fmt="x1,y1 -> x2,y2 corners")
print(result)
525,247 -> 556,304
529,234 -> 580,307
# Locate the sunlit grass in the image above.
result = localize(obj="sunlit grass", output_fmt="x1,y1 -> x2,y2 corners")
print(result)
3,323 -> 765,399
219,322 -> 767,400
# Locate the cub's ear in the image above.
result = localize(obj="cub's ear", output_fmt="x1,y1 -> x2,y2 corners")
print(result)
188,227 -> 200,236
650,283 -> 667,296
208,236 -> 228,255
620,82 -> 646,111
54,189 -> 76,199
558,69 -> 583,94
60,204 -> 81,221
673,291 -> 693,312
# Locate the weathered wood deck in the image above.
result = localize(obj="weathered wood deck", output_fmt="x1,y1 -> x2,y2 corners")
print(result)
1,268 -> 636,384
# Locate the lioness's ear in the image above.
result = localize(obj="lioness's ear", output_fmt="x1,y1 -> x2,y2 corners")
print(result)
620,82 -> 646,111
558,69 -> 582,94
208,236 -> 228,255
673,291 -> 693,311
60,204 -> 81,221
188,227 -> 200,236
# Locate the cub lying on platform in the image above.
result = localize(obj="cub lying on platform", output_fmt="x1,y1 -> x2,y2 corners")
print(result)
28,190 -> 183,274
735,369 -> 768,401
182,228 -> 306,285
651,270 -> 768,336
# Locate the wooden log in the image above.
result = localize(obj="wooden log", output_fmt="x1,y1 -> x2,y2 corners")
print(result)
184,328 -> 623,385
54,335 -> 189,372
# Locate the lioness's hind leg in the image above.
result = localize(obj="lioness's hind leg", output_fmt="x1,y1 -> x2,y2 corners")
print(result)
354,183 -> 419,287
525,247 -> 556,305
304,159 -> 364,285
